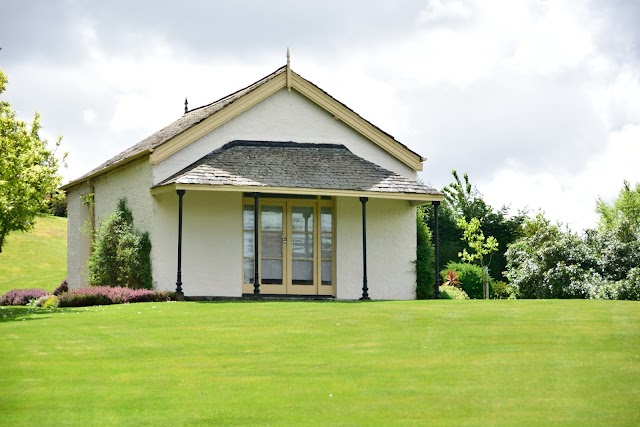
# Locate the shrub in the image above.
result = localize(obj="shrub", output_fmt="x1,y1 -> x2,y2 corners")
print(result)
443,270 -> 461,288
58,286 -> 174,307
88,199 -> 153,289
490,280 -> 517,299
0,288 -> 48,306
441,262 -> 485,299
47,192 -> 67,217
618,267 -> 640,301
53,279 -> 69,296
41,295 -> 60,309
439,285 -> 469,300
30,295 -> 60,308
416,209 -> 435,299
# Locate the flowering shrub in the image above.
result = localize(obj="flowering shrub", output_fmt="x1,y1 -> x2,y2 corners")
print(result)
53,279 -> 69,296
439,285 -> 469,300
618,267 -> 640,301
0,288 -> 48,306
58,286 -> 174,307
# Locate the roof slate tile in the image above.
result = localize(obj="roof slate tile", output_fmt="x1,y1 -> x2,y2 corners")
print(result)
156,141 -> 440,196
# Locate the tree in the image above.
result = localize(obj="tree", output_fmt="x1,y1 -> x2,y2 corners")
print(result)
596,180 -> 640,233
0,69 -> 63,253
424,171 -> 525,281
457,217 -> 499,298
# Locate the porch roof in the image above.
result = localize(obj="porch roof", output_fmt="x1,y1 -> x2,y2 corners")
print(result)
152,141 -> 442,202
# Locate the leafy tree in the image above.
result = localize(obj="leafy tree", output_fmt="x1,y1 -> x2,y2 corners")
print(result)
423,171 -> 525,281
0,69 -> 64,252
88,199 -> 152,289
596,180 -> 640,233
457,217 -> 499,298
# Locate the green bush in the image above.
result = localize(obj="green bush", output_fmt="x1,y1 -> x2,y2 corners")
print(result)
416,209 -> 435,299
88,199 -> 153,289
490,280 -> 517,299
47,192 -> 67,217
439,285 -> 469,300
441,262 -> 485,299
618,267 -> 640,301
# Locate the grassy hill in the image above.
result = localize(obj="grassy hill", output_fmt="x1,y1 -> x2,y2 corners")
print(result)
0,215 -> 67,294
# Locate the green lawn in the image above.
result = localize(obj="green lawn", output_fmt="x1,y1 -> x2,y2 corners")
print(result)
1,300 -> 638,426
0,215 -> 67,294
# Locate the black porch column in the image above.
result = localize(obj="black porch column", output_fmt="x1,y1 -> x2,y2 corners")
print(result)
433,200 -> 441,299
359,197 -> 370,300
253,192 -> 260,295
176,189 -> 186,300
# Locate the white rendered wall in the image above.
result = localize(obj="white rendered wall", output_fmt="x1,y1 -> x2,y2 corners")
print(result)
66,184 -> 91,289
152,191 -> 243,296
336,197 -> 417,300
153,89 -> 417,184
93,160 -> 154,234
66,160 -> 154,288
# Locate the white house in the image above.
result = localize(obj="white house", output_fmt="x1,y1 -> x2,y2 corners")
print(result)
61,56 -> 444,300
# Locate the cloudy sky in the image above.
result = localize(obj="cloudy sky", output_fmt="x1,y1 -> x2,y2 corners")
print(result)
2,0 -> 639,231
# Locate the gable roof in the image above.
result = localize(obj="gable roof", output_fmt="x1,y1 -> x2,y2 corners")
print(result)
62,64 -> 426,191
152,141 -> 440,202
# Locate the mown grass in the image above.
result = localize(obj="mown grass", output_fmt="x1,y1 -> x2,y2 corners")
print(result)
0,215 -> 67,294
1,300 -> 638,426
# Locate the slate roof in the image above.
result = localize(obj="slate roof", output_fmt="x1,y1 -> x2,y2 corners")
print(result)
63,67 -> 288,189
155,141 -> 440,197
62,65 -> 425,190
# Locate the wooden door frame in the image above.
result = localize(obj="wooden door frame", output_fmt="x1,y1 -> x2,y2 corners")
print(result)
241,196 -> 335,296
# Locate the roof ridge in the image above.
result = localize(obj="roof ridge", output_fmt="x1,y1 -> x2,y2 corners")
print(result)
221,140 -> 348,150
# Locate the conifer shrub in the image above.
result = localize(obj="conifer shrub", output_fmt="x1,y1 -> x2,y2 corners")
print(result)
88,199 -> 153,289
416,209 -> 435,299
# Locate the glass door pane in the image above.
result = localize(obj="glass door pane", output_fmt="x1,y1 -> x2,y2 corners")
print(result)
320,206 -> 333,286
290,206 -> 314,286
261,205 -> 283,285
242,205 -> 255,284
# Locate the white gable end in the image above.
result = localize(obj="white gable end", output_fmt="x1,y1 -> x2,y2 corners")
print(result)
152,88 -> 417,185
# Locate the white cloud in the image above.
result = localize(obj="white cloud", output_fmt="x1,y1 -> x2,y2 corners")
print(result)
82,108 -> 97,125
482,124 -> 640,231
417,0 -> 472,24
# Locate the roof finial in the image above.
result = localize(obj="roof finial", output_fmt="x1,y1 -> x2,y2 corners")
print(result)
286,47 -> 292,92
184,97 -> 188,114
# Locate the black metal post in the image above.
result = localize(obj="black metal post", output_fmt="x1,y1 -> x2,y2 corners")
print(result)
360,197 -> 370,300
253,192 -> 260,295
176,189 -> 186,299
433,200 -> 441,299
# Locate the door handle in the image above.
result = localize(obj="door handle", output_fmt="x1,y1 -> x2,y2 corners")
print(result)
282,236 -> 287,244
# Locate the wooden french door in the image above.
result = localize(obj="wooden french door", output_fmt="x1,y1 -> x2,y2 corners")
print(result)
242,198 -> 334,296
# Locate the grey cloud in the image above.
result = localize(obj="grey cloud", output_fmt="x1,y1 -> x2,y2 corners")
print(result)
2,0 -> 426,66
410,72 -> 608,189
